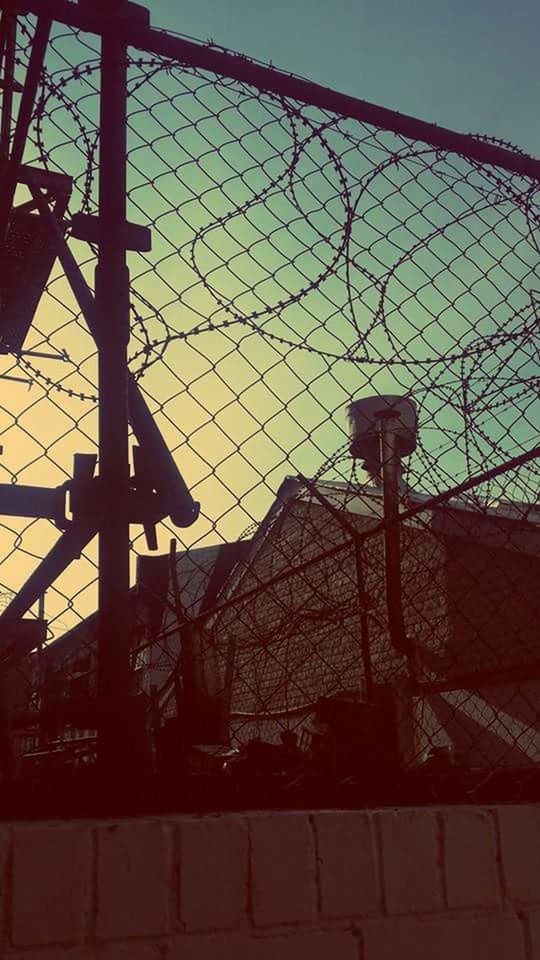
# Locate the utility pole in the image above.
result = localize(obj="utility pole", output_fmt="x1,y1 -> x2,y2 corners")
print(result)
93,0 -> 134,775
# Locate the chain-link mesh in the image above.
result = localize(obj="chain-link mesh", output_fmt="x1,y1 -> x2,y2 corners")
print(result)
1,14 -> 538,803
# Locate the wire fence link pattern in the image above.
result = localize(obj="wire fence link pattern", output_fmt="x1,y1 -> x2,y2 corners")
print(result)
0,12 -> 538,804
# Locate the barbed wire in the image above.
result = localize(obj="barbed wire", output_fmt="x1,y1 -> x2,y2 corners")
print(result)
0,15 -> 538,802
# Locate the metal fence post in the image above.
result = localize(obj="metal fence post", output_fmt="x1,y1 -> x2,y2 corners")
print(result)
94,0 -> 133,775
353,535 -> 374,701
379,413 -> 414,661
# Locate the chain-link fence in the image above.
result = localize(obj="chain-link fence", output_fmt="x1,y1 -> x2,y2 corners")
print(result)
0,7 -> 538,809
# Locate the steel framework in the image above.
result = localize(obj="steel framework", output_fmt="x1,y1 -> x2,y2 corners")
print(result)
0,0 -> 537,806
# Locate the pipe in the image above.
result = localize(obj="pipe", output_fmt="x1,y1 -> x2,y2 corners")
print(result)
379,414 -> 414,658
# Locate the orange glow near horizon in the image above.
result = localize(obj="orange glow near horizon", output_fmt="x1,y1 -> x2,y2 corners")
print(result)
0,29 -> 538,641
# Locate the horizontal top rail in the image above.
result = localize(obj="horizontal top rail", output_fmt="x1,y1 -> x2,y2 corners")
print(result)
11,0 -> 540,181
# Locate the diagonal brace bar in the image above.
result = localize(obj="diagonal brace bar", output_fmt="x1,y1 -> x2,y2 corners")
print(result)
27,178 -> 199,528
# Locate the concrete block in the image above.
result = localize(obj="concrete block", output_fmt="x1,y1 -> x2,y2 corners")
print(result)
525,910 -> 540,959
377,808 -> 443,914
12,825 -> 91,946
178,816 -> 248,931
101,945 -> 163,960
498,806 -> 540,904
167,931 -> 359,960
362,913 -> 526,960
11,949 -> 161,960
249,813 -> 317,926
9,953 -> 90,960
96,820 -> 172,939
443,809 -> 500,908
166,935 -> 262,960
314,811 -> 379,918
260,931 -> 360,959
0,826 -> 10,952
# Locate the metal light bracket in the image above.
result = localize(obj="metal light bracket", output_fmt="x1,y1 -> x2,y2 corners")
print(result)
70,212 -> 152,252
0,166 -> 72,354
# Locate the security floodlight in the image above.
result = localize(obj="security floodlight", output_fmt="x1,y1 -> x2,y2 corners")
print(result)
348,395 -> 418,658
348,395 -> 418,461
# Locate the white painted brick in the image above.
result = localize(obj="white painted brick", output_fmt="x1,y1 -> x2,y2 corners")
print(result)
525,910 -> 540,959
362,913 -> 526,960
167,931 -> 358,960
8,953 -> 87,960
0,826 -> 10,953
498,806 -> 540,904
101,945 -> 164,960
249,813 -> 317,926
314,811 -> 379,918
377,808 -> 443,914
443,809 -> 500,908
166,934 -> 264,960
12,825 -> 91,946
10,949 -> 161,960
260,931 -> 359,960
178,816 -> 248,931
96,820 -> 172,939
8,953 -> 89,960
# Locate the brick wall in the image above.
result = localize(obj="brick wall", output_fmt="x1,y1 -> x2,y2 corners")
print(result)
217,498 -> 448,742
214,494 -> 540,765
445,535 -> 540,672
2,806 -> 540,958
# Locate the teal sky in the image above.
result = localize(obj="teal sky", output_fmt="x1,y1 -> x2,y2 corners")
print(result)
0,5 -> 538,636
148,0 -> 540,157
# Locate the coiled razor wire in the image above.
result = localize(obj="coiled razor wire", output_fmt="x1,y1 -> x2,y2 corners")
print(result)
0,17 -> 538,779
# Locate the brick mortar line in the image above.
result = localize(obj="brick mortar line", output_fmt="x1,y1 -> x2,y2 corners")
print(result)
3,829 -> 13,952
353,922 -> 365,960
0,915 -> 535,956
372,814 -> 387,916
308,814 -> 323,921
87,826 -> 98,943
170,824 -> 182,936
490,807 -> 507,908
437,811 -> 449,909
517,909 -> 533,960
20,807 -> 540,826
245,815 -> 255,929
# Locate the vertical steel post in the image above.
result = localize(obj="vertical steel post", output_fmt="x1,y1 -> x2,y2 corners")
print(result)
379,414 -> 413,659
353,536 -> 374,701
94,1 -> 133,773
379,414 -> 417,768
0,15 -> 51,244
0,10 -> 16,163
37,592 -> 46,748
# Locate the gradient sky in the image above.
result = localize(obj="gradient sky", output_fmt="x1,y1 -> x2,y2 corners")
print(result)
0,3 -> 538,636
148,0 -> 540,157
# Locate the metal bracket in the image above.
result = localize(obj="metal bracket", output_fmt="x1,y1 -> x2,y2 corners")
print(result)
0,449 -> 168,537
70,212 -> 152,252
66,451 -> 168,534
0,481 -> 67,526
0,77 -> 23,93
